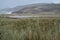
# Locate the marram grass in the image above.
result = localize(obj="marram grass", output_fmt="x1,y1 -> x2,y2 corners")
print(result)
0,18 -> 60,40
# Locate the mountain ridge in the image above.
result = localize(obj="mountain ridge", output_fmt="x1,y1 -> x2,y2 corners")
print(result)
1,3 -> 60,14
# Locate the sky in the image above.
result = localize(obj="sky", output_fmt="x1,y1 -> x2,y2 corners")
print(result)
0,0 -> 60,10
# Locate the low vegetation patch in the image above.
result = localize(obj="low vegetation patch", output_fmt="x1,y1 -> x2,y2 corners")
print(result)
0,18 -> 60,40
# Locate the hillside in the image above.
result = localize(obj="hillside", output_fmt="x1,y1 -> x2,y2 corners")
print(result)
12,3 -> 60,14
1,3 -> 60,14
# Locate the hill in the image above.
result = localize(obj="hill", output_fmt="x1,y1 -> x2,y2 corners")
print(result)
1,3 -> 60,14
12,3 -> 60,14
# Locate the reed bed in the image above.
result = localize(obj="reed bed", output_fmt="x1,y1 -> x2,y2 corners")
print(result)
0,18 -> 60,40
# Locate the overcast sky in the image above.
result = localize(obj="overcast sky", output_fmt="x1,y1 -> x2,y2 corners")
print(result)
0,0 -> 60,10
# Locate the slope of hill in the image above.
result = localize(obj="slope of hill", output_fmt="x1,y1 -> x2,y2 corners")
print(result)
12,3 -> 60,14
1,3 -> 60,14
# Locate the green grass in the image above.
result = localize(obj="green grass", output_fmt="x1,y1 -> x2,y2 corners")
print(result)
0,18 -> 60,40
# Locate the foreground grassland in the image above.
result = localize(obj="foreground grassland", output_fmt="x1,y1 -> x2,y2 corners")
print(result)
0,18 -> 60,40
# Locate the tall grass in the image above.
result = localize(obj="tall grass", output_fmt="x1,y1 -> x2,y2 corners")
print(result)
0,18 -> 60,40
